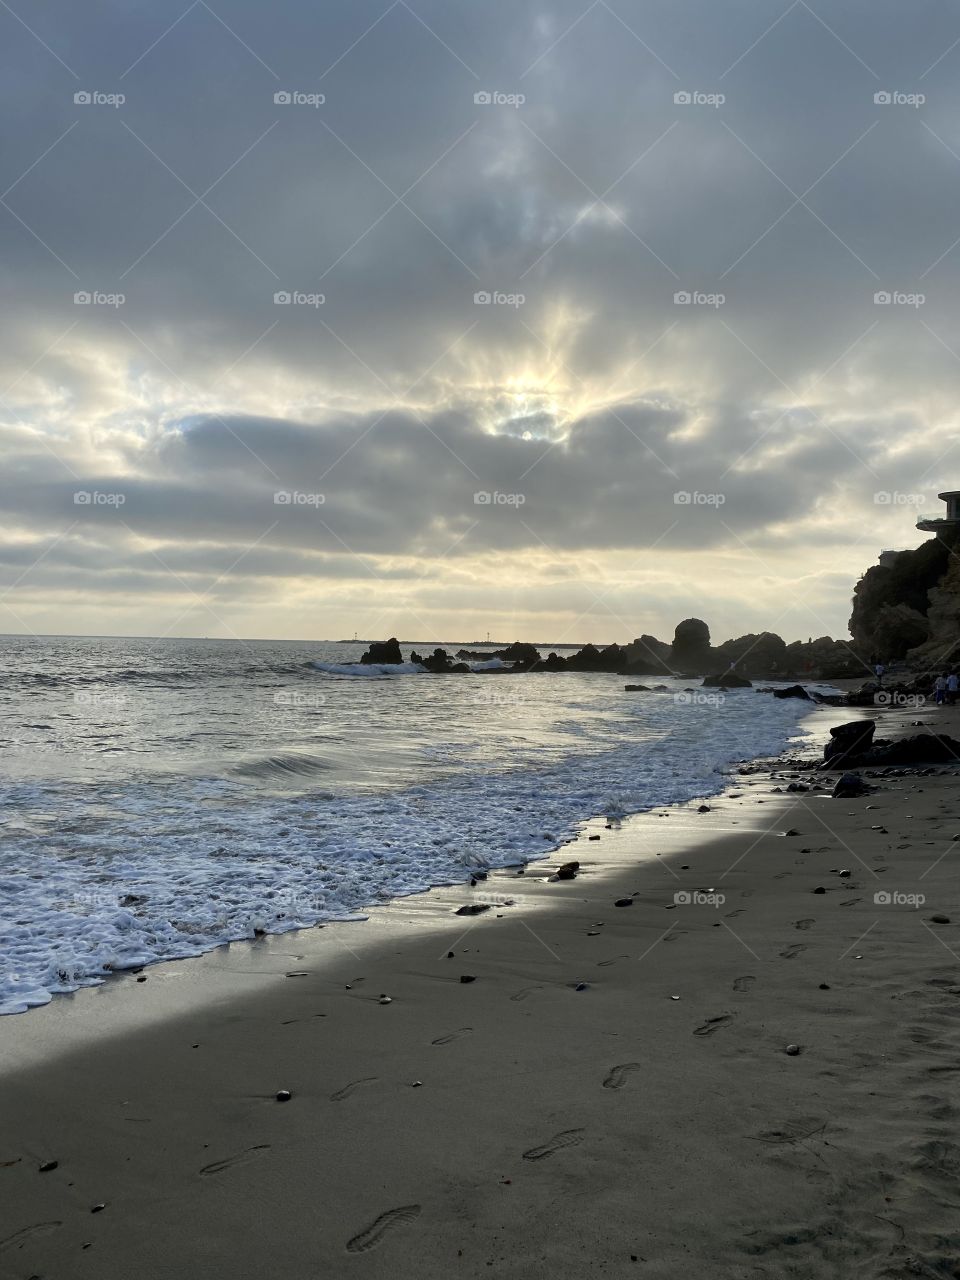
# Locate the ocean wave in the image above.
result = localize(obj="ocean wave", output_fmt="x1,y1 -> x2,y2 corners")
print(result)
311,661 -> 425,677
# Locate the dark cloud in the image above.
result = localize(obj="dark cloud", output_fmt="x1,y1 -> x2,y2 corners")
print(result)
2,1 -> 960,637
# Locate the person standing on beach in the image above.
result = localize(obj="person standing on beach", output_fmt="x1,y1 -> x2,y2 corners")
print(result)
875,660 -> 885,685
948,672 -> 959,706
935,673 -> 948,705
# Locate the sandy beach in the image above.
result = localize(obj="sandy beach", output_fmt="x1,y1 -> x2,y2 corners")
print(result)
4,700 -> 960,1279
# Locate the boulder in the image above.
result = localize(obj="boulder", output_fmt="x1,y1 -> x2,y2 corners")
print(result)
832,772 -> 870,798
703,672 -> 753,688
773,685 -> 812,700
863,734 -> 960,766
823,720 -> 876,766
360,637 -> 403,665
624,684 -> 650,692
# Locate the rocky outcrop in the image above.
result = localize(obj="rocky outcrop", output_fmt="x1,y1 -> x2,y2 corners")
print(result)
850,535 -> 954,660
360,637 -> 403,664
703,672 -> 753,688
410,648 -> 470,673
671,618 -> 712,673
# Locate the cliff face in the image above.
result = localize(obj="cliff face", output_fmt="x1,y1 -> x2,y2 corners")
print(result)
849,536 -> 953,660
906,550 -> 960,667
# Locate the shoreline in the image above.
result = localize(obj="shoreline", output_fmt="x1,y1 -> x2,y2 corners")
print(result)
4,700 -> 960,1276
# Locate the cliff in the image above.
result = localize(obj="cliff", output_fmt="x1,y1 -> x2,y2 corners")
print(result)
849,531 -> 960,663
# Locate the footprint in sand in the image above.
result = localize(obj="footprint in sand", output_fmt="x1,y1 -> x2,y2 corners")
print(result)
602,1062 -> 642,1090
779,944 -> 807,960
597,955 -> 630,967
693,1013 -> 736,1036
346,1204 -> 422,1253
330,1077 -> 379,1102
732,975 -> 756,992
840,898 -> 862,907
431,1028 -> 472,1046
522,1128 -> 586,1161
772,871 -> 791,880
726,908 -> 747,918
199,1145 -> 270,1177
510,986 -> 541,1002
0,1222 -> 62,1252
793,918 -> 815,930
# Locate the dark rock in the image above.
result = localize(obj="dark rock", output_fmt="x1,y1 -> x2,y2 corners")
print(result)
785,1044 -> 801,1056
39,1160 -> 58,1173
91,1204 -> 106,1213
624,684 -> 650,692
588,834 -> 601,841
823,720 -> 876,767
276,1090 -> 292,1102
614,897 -> 634,907
359,637 -> 403,665
773,685 -> 812,700
698,804 -> 711,813
459,974 -> 477,983
455,903 -> 490,916
818,983 -> 830,990
813,886 -> 826,894
555,861 -> 579,880
833,772 -> 870,798
703,671 -> 753,688
930,914 -> 951,924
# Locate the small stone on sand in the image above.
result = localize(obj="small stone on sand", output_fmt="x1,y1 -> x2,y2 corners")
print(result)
276,1090 -> 292,1102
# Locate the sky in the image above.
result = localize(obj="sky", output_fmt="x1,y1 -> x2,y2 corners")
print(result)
2,0 -> 960,645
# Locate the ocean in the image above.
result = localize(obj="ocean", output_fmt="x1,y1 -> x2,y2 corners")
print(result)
0,635 -> 823,1014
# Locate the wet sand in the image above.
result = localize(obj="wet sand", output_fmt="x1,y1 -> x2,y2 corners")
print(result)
3,701 -> 960,1278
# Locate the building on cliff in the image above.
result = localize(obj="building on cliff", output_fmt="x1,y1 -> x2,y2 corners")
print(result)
917,490 -> 960,532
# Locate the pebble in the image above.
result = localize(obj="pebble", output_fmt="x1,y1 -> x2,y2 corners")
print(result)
411,1081 -> 422,1088
38,1161 -> 58,1173
931,915 -> 951,925
276,1090 -> 292,1102
136,975 -> 147,983
574,982 -> 589,992
785,1044 -> 801,1056
456,904 -> 490,916
91,1204 -> 106,1214
818,983 -> 830,990
614,897 -> 634,907
588,835 -> 601,841
813,886 -> 826,894
379,995 -> 392,1005
460,975 -> 477,984
670,994 -> 681,1001
838,869 -> 851,878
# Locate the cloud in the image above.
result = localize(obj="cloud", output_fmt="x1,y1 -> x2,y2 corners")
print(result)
2,0 -> 959,638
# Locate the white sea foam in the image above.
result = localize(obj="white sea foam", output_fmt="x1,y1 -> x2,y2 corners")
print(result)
0,679 -> 821,1015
